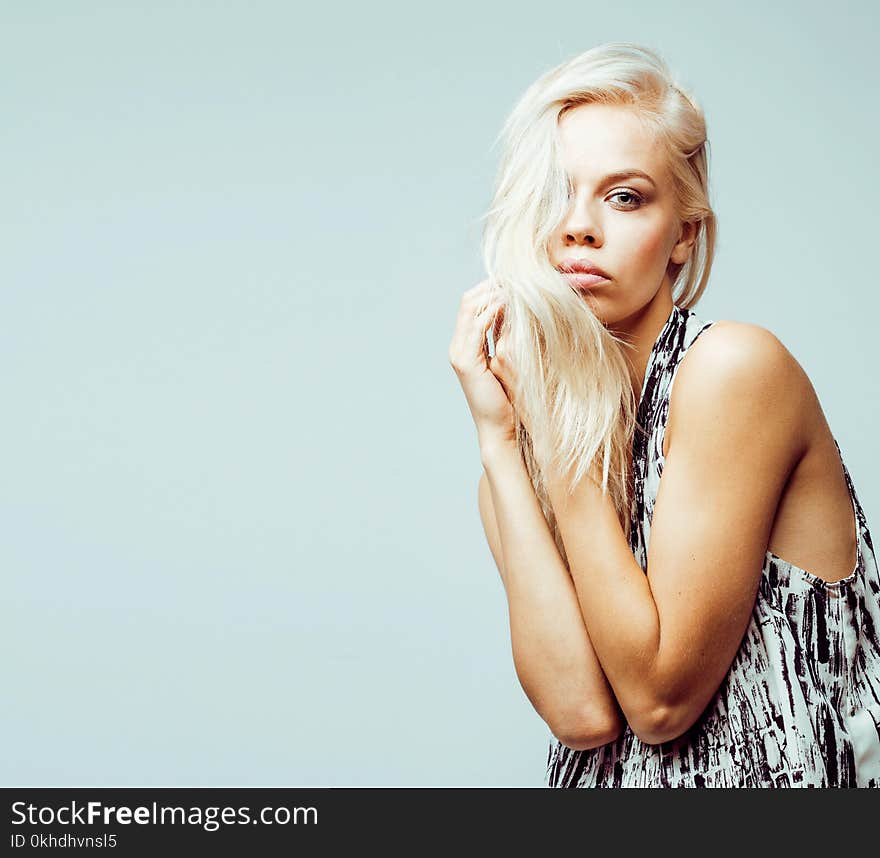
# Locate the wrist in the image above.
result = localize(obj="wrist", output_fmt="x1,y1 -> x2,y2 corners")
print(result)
479,431 -> 520,470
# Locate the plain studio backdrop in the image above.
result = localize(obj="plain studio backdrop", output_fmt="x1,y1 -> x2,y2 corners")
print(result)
2,1 -> 877,786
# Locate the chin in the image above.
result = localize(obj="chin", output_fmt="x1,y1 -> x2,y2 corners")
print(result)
575,288 -> 608,320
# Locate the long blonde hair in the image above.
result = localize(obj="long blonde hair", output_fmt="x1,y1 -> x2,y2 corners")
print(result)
480,42 -> 716,567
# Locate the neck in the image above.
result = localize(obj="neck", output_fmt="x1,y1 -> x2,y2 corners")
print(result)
609,284 -> 675,404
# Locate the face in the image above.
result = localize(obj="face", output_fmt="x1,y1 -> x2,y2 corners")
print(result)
548,103 -> 696,332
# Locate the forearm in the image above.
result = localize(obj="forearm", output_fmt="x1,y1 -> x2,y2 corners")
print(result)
544,469 -> 663,728
480,437 -> 622,749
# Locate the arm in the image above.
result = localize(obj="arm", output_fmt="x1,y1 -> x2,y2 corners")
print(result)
478,437 -> 624,750
544,324 -> 810,744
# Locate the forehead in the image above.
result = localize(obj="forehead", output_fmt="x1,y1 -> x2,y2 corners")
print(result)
557,103 -> 666,183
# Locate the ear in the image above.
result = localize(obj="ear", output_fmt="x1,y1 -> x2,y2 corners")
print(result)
670,220 -> 699,266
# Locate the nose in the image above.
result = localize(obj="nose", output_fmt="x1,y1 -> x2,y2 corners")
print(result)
561,194 -> 603,247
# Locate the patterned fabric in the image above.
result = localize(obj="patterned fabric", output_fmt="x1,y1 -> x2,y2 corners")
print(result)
546,304 -> 880,788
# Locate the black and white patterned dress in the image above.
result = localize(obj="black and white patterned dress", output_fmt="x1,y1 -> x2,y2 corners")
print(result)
546,304 -> 880,787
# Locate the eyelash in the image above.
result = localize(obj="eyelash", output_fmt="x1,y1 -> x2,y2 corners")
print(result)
608,189 -> 645,209
566,188 -> 646,209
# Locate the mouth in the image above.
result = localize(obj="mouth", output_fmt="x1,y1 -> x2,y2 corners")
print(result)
556,259 -> 611,278
561,272 -> 611,291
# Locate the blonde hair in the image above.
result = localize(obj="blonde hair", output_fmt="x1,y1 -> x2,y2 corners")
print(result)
480,42 -> 716,566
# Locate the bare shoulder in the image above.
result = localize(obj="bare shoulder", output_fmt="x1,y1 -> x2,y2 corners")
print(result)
666,320 -> 819,461
682,320 -> 804,380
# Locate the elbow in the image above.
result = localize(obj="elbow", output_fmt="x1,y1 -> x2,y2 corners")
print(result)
628,702 -> 694,746
553,705 -> 624,751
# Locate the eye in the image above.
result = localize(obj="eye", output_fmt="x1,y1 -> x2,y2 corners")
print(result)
608,189 -> 645,209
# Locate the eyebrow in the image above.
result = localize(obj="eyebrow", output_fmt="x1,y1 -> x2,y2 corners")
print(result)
604,169 -> 655,186
573,169 -> 657,188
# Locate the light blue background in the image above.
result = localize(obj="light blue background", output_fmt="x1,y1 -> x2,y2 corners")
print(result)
3,1 -> 877,786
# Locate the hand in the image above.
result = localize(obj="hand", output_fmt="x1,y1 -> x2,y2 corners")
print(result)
449,279 -> 517,447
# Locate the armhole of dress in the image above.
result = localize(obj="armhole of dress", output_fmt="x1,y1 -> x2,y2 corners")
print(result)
663,321 -> 716,461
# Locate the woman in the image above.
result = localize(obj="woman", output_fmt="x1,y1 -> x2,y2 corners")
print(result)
448,42 -> 880,787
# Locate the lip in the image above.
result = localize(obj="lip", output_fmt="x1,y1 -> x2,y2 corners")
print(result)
556,258 -> 611,279
563,272 -> 610,290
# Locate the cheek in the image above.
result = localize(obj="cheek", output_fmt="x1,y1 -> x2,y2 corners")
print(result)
623,219 -> 674,269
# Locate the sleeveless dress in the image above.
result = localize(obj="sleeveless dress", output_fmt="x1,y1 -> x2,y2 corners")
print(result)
545,303 -> 880,788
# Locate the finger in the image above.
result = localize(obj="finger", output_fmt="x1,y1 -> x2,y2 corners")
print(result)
476,300 -> 505,361
473,291 -> 503,320
461,279 -> 497,309
451,287 -> 498,358
452,287 -> 505,368
486,308 -> 501,359
486,300 -> 510,359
